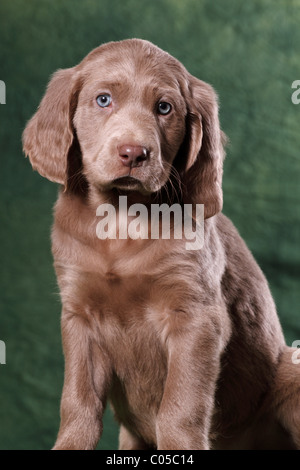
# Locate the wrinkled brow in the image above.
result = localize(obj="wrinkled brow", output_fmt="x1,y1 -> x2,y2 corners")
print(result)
82,76 -> 183,102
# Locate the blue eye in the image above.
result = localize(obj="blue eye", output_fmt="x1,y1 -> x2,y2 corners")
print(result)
157,101 -> 172,115
96,94 -> 112,108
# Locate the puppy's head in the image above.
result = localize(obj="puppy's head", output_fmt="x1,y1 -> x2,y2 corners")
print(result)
23,39 -> 225,218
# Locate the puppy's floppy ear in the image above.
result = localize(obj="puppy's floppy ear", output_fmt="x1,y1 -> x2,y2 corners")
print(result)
181,76 -> 226,219
22,67 -> 80,187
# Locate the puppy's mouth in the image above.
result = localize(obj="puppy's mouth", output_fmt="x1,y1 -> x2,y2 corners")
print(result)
111,176 -> 145,192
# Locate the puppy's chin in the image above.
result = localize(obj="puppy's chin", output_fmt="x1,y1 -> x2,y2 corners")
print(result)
101,176 -> 154,196
91,174 -> 169,201
112,176 -> 145,191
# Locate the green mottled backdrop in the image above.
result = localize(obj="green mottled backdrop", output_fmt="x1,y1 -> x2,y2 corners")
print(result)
0,0 -> 299,450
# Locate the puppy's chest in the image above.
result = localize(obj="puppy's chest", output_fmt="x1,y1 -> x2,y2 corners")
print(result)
68,264 -> 178,333
55,230 -> 197,317
56,240 -> 200,444
74,269 -> 169,441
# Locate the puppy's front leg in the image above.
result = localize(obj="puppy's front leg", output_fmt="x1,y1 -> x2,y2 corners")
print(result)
53,310 -> 111,450
156,315 -> 227,450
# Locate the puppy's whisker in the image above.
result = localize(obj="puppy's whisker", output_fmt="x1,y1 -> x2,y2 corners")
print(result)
67,168 -> 87,191
160,162 -> 183,204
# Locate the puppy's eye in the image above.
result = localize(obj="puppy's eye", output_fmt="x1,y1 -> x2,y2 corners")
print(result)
157,102 -> 172,115
96,94 -> 112,108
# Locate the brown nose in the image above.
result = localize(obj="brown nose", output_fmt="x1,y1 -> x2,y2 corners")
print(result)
118,145 -> 148,168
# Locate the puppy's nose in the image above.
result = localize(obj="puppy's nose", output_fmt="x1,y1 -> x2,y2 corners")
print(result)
118,145 -> 148,168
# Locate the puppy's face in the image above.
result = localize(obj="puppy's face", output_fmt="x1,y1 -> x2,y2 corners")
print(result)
74,46 -> 187,195
23,39 -> 225,218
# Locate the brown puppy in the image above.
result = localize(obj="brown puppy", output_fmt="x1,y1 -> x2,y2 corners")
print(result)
23,39 -> 300,450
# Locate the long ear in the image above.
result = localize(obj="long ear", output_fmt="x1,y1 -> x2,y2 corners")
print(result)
181,76 -> 226,219
22,67 -> 80,186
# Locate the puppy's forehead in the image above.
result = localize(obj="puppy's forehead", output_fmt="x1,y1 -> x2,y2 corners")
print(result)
79,39 -> 187,90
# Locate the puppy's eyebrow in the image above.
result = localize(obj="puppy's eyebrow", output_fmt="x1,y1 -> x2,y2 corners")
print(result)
92,80 -> 124,90
148,86 -> 180,97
